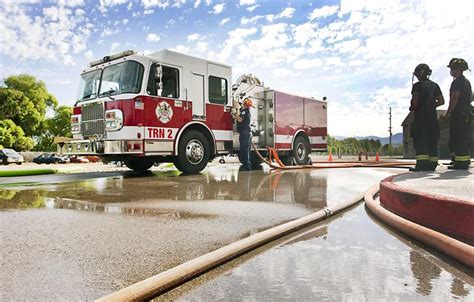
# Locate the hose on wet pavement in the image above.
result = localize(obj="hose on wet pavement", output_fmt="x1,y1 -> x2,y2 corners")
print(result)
251,143 -> 414,170
364,184 -> 474,268
97,188 -> 368,301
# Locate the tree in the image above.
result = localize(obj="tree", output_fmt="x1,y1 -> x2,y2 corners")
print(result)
0,74 -> 59,150
34,106 -> 72,151
0,74 -> 57,138
0,119 -> 34,151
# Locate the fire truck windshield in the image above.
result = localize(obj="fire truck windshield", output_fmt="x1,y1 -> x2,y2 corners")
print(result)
76,60 -> 144,102
98,61 -> 144,97
77,69 -> 101,101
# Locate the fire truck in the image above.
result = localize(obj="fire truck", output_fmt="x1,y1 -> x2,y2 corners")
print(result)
63,50 -> 327,174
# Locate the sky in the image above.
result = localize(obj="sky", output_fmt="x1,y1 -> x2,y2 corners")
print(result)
1,0 -> 473,137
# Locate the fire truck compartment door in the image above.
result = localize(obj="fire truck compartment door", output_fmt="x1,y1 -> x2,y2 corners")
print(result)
191,73 -> 205,119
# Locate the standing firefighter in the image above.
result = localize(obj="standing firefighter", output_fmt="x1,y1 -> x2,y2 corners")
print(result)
445,58 -> 472,170
409,63 -> 445,171
234,98 -> 253,171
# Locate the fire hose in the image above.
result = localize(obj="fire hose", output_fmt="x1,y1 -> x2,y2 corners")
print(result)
364,184 -> 474,268
251,142 -> 414,170
98,190 -> 367,301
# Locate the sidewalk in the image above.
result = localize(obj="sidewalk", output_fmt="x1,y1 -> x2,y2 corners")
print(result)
379,164 -> 473,245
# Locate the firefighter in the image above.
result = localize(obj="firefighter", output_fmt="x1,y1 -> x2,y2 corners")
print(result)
444,58 -> 472,170
234,98 -> 253,171
409,63 -> 445,171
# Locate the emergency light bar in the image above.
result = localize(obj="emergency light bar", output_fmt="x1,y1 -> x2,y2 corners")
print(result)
89,50 -> 136,67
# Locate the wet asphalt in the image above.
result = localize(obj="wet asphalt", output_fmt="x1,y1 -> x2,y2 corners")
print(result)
1,165 -> 471,300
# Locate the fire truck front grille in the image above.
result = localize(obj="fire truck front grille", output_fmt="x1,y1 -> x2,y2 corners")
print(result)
81,102 -> 105,138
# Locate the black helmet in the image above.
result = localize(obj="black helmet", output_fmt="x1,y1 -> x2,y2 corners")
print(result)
447,58 -> 469,70
413,63 -> 432,78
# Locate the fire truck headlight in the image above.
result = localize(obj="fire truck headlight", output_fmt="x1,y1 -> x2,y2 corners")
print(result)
105,109 -> 123,131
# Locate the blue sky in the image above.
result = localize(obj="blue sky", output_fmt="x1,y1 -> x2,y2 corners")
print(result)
1,0 -> 473,136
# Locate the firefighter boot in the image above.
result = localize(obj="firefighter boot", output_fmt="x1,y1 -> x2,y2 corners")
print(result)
427,157 -> 438,171
448,156 -> 470,170
409,160 -> 430,172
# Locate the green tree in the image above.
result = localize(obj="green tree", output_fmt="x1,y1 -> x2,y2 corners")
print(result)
0,119 -> 34,151
34,106 -> 72,151
0,74 -> 57,137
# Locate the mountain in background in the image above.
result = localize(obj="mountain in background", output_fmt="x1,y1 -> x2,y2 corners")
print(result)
333,133 -> 403,146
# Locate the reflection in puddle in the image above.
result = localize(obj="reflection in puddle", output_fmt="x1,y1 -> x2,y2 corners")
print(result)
54,198 -> 216,219
0,167 -> 328,212
175,205 -> 473,301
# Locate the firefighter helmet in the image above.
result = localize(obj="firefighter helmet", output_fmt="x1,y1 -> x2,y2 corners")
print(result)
243,98 -> 253,108
447,58 -> 469,71
413,63 -> 432,79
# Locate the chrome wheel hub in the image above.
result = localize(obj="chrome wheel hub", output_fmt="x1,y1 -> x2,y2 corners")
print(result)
186,139 -> 204,165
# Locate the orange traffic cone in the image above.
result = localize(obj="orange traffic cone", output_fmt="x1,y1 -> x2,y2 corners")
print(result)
375,152 -> 380,162
328,151 -> 333,162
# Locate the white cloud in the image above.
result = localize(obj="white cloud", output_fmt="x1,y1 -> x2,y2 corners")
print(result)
55,0 -> 85,6
246,4 -> 259,12
84,50 -> 94,60
241,15 -> 264,25
141,0 -> 169,9
239,0 -> 255,5
293,58 -> 323,70
187,33 -> 201,42
111,42 -> 120,51
308,5 -> 339,21
277,7 -> 295,19
144,9 -> 154,14
220,17 -> 230,26
98,0 -> 128,13
194,0 -> 201,8
0,3 -> 91,64
212,3 -> 224,14
146,33 -> 161,42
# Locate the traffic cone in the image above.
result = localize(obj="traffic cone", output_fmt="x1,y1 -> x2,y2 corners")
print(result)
328,151 -> 333,162
375,152 -> 380,162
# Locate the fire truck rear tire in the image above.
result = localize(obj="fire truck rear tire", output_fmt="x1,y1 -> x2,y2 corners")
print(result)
293,135 -> 311,165
125,158 -> 154,172
174,130 -> 210,174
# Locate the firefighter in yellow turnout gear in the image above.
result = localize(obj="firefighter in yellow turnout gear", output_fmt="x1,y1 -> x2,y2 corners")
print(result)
409,63 -> 445,171
444,58 -> 472,170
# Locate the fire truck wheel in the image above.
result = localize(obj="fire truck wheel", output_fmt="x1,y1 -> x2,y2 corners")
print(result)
125,158 -> 154,172
293,135 -> 311,165
175,130 -> 210,174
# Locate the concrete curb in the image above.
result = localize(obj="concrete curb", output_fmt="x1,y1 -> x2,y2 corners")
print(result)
97,190 -> 367,301
365,184 -> 474,268
380,175 -> 474,244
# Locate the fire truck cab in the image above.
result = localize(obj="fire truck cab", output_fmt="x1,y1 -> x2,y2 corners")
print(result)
64,50 -> 327,173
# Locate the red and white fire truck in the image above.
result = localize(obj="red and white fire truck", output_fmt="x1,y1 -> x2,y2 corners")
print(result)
63,50 -> 327,173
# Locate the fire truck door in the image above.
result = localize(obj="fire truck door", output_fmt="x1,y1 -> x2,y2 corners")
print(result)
191,73 -> 205,119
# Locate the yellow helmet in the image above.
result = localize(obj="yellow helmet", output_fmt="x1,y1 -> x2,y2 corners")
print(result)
243,98 -> 253,108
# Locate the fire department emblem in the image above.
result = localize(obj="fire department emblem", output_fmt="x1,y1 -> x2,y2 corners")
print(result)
156,101 -> 173,124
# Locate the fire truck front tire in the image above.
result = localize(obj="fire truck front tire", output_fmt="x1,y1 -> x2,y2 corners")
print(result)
293,135 -> 311,165
174,130 -> 210,174
125,158 -> 154,172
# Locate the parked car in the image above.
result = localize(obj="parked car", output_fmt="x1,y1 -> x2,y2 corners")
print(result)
85,156 -> 101,163
33,153 -> 70,164
0,149 -> 24,165
68,155 -> 90,163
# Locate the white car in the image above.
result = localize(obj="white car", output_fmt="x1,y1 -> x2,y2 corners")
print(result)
0,149 -> 25,165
